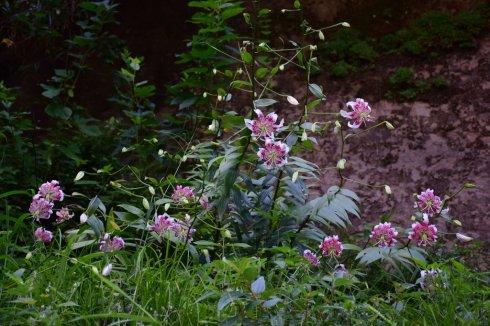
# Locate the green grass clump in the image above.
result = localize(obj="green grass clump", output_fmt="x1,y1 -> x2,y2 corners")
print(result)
320,29 -> 378,77
381,6 -> 489,55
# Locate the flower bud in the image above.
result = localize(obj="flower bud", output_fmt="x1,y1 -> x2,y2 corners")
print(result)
237,68 -> 243,74
148,186 -> 155,195
287,95 -> 299,105
456,233 -> 473,242
335,120 -> 341,128
102,263 -> 113,276
301,130 -> 308,141
217,95 -> 223,101
385,121 -> 395,130
464,183 -> 476,188
121,147 -> 128,153
164,203 -> 170,211
318,30 -> 325,41
453,219 -> 462,226
202,92 -> 208,98
202,249 -> 210,263
279,64 -> 285,71
223,230 -> 232,238
80,213 -> 88,224
384,185 -> 392,195
341,22 -> 350,27
158,149 -> 164,156
281,9 -> 286,13
25,252 -> 32,260
309,45 -> 317,51
208,123 -> 216,132
337,159 -> 346,170
212,68 -> 217,75
91,266 -> 99,274
142,198 -> 150,210
292,170 -> 299,183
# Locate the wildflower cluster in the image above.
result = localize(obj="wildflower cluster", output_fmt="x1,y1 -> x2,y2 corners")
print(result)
29,180 -> 69,244
246,109 -> 289,169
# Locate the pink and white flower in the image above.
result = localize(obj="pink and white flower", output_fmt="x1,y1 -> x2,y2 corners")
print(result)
199,196 -> 210,211
149,214 -> 196,242
416,188 -> 442,216
38,180 -> 64,202
245,109 -> 284,139
257,139 -> 290,168
370,222 -> 398,247
303,249 -> 320,267
29,195 -> 54,220
409,214 -> 438,247
34,227 -> 53,243
171,185 -> 195,204
340,98 -> 374,129
319,235 -> 343,257
99,233 -> 125,252
55,207 -> 74,223
149,214 -> 178,235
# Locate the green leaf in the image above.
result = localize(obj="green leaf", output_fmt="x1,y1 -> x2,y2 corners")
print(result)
45,104 -> 72,120
263,297 -> 282,308
306,99 -> 321,110
217,291 -> 243,312
308,83 -> 324,99
251,276 -> 265,294
118,204 -> 144,217
87,215 -> 105,238
221,7 -> 244,20
254,98 -> 277,107
41,85 -> 61,99
255,67 -> 269,78
241,51 -> 252,64
221,115 -> 244,129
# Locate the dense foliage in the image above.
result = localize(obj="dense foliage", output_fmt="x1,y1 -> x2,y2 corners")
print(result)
0,1 -> 488,325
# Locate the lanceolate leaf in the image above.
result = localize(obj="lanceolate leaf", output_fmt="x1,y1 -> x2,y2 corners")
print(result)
217,291 -> 243,312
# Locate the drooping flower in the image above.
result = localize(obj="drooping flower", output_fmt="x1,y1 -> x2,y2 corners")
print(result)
303,249 -> 320,267
38,180 -> 64,202
99,233 -> 125,252
34,227 -> 53,243
244,109 -> 284,139
55,207 -> 74,224
29,195 -> 54,220
333,264 -> 348,278
102,263 -> 113,276
257,139 -> 290,168
199,196 -> 210,211
416,188 -> 442,216
149,213 -> 196,242
80,213 -> 88,224
370,222 -> 398,247
319,235 -> 343,257
171,185 -> 195,204
408,214 -> 438,247
340,98 -> 374,129
149,214 -> 178,235
419,269 -> 444,291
